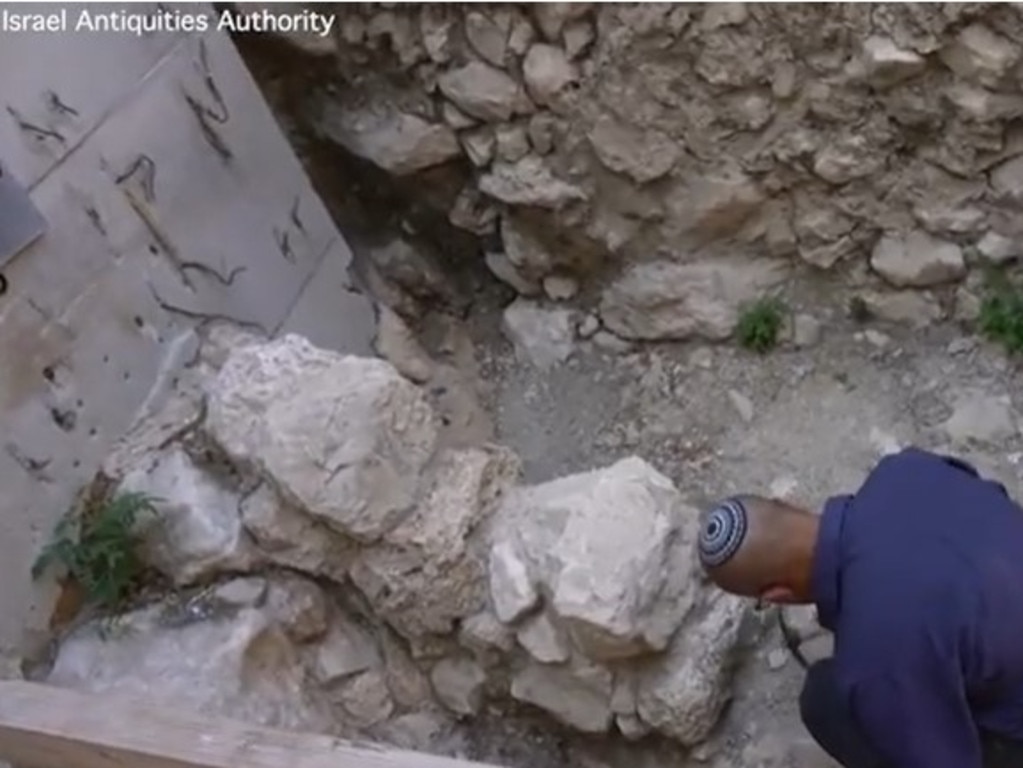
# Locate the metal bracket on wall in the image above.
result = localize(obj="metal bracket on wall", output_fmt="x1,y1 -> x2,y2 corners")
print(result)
0,161 -> 47,270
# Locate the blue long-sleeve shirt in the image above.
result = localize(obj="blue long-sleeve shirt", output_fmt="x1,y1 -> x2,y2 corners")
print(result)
813,447 -> 1023,768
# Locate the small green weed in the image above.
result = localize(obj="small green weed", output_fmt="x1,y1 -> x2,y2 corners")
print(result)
737,297 -> 786,354
32,491 -> 158,610
979,269 -> 1023,354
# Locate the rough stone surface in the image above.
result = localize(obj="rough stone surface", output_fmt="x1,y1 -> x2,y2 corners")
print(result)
588,115 -> 680,183
439,62 -> 525,122
516,612 -> 571,664
479,155 -> 587,209
315,101 -> 460,176
206,335 -> 439,543
493,457 -> 699,660
600,260 -> 788,341
240,483 -> 355,582
523,44 -> 578,106
511,661 -> 613,733
430,657 -> 487,716
350,446 -> 520,641
46,605 -> 336,734
870,231 -> 966,288
502,299 -> 575,371
120,446 -> 254,585
635,590 -> 752,745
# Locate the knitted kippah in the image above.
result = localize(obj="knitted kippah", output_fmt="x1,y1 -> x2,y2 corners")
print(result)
698,498 -> 749,568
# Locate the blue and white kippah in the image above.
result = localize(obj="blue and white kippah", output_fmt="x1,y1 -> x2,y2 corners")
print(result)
699,498 -> 749,568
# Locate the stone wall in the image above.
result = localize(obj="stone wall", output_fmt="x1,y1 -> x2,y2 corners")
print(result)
256,2 -> 1023,340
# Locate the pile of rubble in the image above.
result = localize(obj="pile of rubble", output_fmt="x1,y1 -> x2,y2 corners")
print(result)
42,331 -> 764,759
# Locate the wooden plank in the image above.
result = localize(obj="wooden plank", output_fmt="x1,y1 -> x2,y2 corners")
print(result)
0,681 -> 505,768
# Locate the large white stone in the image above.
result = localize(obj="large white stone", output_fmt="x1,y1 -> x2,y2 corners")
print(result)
870,230 -> 966,288
523,44 -> 578,106
493,457 -> 699,660
588,115 -> 680,184
206,335 -> 439,543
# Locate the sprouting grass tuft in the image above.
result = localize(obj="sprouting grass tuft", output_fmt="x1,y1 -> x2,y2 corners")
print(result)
737,297 -> 786,354
32,491 -> 158,610
979,268 -> 1023,354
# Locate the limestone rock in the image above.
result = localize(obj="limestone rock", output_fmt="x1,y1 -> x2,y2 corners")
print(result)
442,102 -> 477,130
861,36 -> 926,88
502,299 -> 575,371
563,19 -> 595,59
942,392 -> 1017,447
976,231 -> 1022,264
858,290 -> 944,328
350,446 -> 521,640
511,660 -> 613,733
991,155 -> 1023,205
913,201 -> 986,236
120,446 -> 254,586
666,166 -> 765,240
206,335 -> 439,543
523,44 -> 578,106
533,3 -> 592,42
240,483 -> 356,582
636,590 -> 752,746
459,610 -> 516,655
508,15 -> 537,56
439,62 -> 525,122
940,24 -> 1020,88
517,612 -> 571,663
600,259 -> 788,341
462,128 -> 496,167
315,101 -> 460,176
374,307 -> 434,384
794,206 -> 856,269
870,230 -> 966,288
315,615 -> 381,686
488,540 -> 539,624
494,457 -> 699,660
46,605 -> 335,734
496,124 -> 531,163
589,116 -> 680,184
480,155 -> 587,208
419,6 -> 455,63
466,11 -> 508,67
813,134 -> 885,185
430,657 -> 487,716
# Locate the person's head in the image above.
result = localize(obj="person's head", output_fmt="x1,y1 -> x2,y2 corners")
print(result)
697,494 -> 820,605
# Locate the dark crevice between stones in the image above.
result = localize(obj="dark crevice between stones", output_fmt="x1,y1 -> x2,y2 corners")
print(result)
228,26 -> 513,324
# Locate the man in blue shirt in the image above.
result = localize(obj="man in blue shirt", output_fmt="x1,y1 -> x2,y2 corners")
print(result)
698,447 -> 1023,768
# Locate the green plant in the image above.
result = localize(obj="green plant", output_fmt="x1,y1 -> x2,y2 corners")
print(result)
32,491 -> 158,609
737,297 -> 786,354
979,269 -> 1023,354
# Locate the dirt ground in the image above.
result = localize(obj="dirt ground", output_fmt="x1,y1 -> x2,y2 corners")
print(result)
402,264 -> 1023,768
